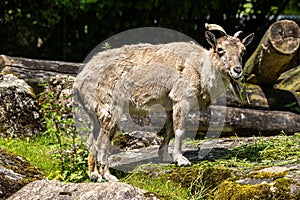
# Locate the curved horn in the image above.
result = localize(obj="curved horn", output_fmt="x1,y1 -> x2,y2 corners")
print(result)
205,23 -> 227,36
233,31 -> 243,38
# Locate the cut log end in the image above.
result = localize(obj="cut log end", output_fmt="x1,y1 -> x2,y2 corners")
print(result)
270,20 -> 300,54
244,20 -> 300,86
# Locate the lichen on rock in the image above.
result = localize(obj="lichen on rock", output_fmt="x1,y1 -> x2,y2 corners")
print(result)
0,73 -> 44,138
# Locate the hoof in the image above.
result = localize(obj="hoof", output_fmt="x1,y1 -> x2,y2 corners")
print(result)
175,155 -> 191,167
90,171 -> 102,182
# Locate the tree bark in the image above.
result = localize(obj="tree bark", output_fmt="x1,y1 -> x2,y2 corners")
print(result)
244,20 -> 300,86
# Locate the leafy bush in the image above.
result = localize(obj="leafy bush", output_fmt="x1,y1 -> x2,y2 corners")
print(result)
39,78 -> 89,183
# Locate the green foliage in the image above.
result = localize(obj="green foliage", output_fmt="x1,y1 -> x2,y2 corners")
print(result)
283,0 -> 300,15
0,0 -> 297,61
227,133 -> 300,165
38,83 -> 89,183
285,102 -> 300,114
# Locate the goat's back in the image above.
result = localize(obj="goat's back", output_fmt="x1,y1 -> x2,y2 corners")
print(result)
74,42 -> 210,113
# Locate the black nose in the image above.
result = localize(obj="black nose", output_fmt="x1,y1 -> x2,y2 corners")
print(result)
233,66 -> 242,75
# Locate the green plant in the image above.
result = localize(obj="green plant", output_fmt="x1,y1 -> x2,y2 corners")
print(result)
285,102 -> 300,114
38,81 -> 89,182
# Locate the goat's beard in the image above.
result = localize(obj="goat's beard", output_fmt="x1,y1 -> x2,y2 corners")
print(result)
230,78 -> 242,99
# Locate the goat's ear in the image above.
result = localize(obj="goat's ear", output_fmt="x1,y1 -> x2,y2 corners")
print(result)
205,31 -> 216,48
242,33 -> 254,46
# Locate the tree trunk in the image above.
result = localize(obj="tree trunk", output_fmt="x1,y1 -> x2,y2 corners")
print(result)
244,20 -> 300,86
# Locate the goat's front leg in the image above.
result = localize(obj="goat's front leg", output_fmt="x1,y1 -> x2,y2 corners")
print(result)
172,102 -> 191,166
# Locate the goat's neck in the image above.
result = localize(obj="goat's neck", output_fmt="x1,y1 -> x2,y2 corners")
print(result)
200,50 -> 229,103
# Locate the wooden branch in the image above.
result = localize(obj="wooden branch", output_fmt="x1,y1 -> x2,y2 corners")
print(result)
244,20 -> 300,86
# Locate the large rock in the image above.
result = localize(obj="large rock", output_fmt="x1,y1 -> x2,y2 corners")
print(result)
0,148 -> 44,200
0,73 -> 43,138
7,179 -> 159,200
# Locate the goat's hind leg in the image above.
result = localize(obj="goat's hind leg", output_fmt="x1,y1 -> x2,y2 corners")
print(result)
96,117 -> 119,182
87,118 -> 102,181
158,111 -> 173,162
88,143 -> 101,181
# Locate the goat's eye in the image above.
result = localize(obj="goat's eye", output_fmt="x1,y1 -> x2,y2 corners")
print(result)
217,47 -> 225,56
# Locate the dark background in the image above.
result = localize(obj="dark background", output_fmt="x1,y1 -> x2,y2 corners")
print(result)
0,0 -> 299,62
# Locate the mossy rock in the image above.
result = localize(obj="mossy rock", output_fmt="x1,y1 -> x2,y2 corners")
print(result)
214,180 -> 271,200
212,166 -> 300,200
213,177 -> 300,200
0,148 -> 44,199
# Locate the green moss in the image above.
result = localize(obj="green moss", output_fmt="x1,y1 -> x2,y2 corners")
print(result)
122,164 -> 236,199
249,171 -> 287,179
0,148 -> 44,178
213,177 -> 300,200
214,181 -> 271,200
162,165 -> 201,188
0,148 -> 44,199
202,166 -> 234,188
111,132 -> 130,148
273,178 -> 297,199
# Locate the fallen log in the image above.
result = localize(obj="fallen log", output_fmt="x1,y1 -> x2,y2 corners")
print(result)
244,20 -> 300,86
224,83 -> 300,113
197,105 -> 300,136
275,65 -> 300,95
123,105 -> 300,137
0,55 -> 83,93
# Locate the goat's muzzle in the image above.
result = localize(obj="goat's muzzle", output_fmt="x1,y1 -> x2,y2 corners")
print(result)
230,66 -> 243,81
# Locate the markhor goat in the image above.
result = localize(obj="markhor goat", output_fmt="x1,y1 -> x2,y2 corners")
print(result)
73,24 -> 254,181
